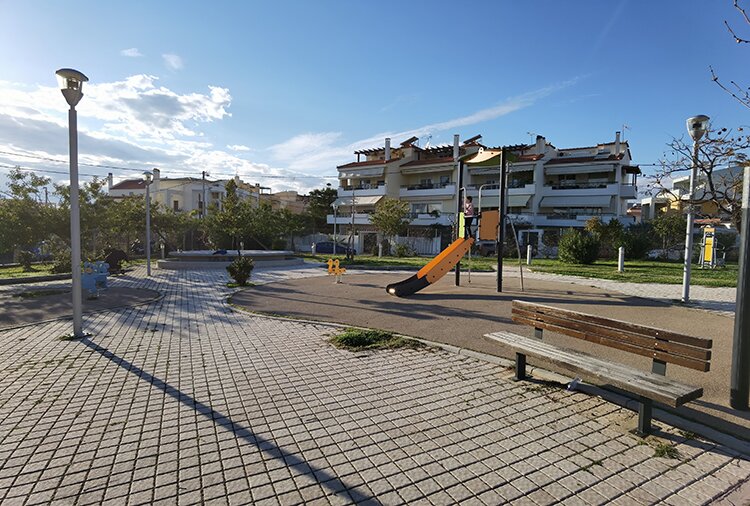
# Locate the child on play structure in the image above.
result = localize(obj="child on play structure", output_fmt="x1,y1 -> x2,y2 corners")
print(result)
464,196 -> 475,238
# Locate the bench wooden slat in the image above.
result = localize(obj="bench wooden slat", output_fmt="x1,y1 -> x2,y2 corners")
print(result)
511,307 -> 711,362
513,300 -> 712,349
485,331 -> 703,407
511,315 -> 710,372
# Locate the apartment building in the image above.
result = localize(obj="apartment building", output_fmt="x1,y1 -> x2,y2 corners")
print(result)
107,169 -> 258,213
330,132 -> 640,251
640,166 -> 740,227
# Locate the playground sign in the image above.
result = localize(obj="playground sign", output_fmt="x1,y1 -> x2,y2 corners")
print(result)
327,258 -> 346,283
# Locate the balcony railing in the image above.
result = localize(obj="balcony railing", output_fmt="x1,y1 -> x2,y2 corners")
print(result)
341,184 -> 384,191
545,181 -> 615,190
401,181 -> 454,191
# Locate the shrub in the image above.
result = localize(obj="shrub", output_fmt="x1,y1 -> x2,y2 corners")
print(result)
17,251 -> 34,272
52,249 -> 73,274
558,228 -> 599,264
393,242 -> 414,257
226,255 -> 254,286
619,223 -> 654,260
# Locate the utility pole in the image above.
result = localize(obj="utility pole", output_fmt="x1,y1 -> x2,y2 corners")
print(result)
497,148 -> 507,293
453,134 -> 462,286
731,164 -> 750,410
202,171 -> 207,218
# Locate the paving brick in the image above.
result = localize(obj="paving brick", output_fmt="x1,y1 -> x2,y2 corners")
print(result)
0,266 -> 746,505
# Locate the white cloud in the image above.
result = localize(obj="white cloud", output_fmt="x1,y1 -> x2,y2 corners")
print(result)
162,54 -> 184,71
268,78 -> 581,173
120,48 -> 143,58
227,144 -> 251,152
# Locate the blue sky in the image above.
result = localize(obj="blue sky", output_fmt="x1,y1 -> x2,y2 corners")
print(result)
0,1 -> 749,195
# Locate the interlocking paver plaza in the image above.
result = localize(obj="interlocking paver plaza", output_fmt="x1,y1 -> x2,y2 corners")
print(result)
0,265 -> 748,504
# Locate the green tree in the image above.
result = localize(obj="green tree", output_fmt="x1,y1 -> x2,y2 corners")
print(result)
558,228 -> 599,265
305,186 -> 337,233
652,211 -> 688,256
370,198 -> 410,255
0,168 -> 55,263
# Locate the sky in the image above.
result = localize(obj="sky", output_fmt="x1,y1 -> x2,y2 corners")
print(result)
0,1 -> 749,198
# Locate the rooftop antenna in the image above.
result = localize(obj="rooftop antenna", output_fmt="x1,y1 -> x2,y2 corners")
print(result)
526,131 -> 536,144
423,134 -> 432,149
622,124 -> 631,141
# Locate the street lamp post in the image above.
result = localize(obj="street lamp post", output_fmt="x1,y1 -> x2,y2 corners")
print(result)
144,171 -> 152,276
56,68 -> 88,338
333,203 -> 339,255
681,115 -> 710,303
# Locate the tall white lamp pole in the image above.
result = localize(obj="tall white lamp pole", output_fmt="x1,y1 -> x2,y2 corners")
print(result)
56,68 -> 88,338
681,115 -> 710,303
144,171 -> 152,276
333,203 -> 338,255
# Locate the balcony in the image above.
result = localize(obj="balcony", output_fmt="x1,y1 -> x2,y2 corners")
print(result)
399,182 -> 456,198
406,212 -> 455,227
327,212 -> 372,226
337,184 -> 386,197
542,182 -> 620,197
621,183 -> 638,199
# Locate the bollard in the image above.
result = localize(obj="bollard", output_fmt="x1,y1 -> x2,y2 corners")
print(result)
618,246 -> 625,272
378,242 -> 383,258
311,243 -> 316,256
526,244 -> 533,265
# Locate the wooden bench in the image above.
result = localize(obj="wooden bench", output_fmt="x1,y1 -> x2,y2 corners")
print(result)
485,300 -> 713,435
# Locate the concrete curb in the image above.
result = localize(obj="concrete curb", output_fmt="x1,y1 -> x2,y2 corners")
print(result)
0,273 -> 71,285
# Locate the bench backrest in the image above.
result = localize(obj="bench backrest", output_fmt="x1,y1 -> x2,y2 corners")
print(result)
511,300 -> 712,373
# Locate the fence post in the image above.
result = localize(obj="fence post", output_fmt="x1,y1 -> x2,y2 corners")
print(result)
618,246 -> 625,272
526,244 -> 533,265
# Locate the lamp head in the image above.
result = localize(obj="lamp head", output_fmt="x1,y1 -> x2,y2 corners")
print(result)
143,171 -> 152,183
686,115 -> 710,141
55,68 -> 88,107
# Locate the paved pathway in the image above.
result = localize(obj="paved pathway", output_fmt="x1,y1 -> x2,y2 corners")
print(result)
0,266 -> 748,504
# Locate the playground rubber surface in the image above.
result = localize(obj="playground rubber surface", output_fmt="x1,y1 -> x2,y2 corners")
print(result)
230,271 -> 749,441
0,286 -> 161,330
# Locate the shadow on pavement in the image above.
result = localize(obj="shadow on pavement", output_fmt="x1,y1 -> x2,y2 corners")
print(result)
78,337 -> 374,503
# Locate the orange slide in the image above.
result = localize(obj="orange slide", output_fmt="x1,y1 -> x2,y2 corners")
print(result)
386,237 -> 474,297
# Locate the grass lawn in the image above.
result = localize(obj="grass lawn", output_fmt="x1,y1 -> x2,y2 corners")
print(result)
528,259 -> 738,288
0,263 -> 57,279
301,253 -> 498,271
301,254 -> 738,287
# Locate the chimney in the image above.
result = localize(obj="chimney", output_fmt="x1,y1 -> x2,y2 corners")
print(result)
152,168 -> 160,181
107,172 -> 113,190
615,131 -> 621,154
385,138 -> 391,161
535,135 -> 545,153
453,134 -> 460,161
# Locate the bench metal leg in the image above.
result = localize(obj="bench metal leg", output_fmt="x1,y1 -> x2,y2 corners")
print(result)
515,353 -> 527,381
637,397 -> 652,436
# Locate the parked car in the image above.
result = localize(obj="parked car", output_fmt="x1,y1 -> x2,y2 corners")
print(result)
313,241 -> 355,256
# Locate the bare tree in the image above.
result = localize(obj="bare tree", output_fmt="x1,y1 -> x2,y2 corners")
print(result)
711,1 -> 750,109
649,125 -> 750,229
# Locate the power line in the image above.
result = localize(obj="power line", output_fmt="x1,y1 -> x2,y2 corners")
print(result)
0,149 -> 338,180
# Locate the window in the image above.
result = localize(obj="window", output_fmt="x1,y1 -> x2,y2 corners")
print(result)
439,175 -> 450,185
173,200 -> 179,211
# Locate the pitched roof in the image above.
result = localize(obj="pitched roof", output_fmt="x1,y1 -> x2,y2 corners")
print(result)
400,156 -> 455,168
110,180 -> 146,190
545,153 -> 625,165
337,159 -> 391,169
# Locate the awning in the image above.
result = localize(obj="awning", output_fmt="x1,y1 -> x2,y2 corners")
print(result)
545,165 -> 614,175
402,165 -> 454,175
463,148 -> 519,167
333,196 -> 384,207
538,196 -> 612,208
508,195 -> 532,207
339,167 -> 385,178
469,163 -> 533,174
